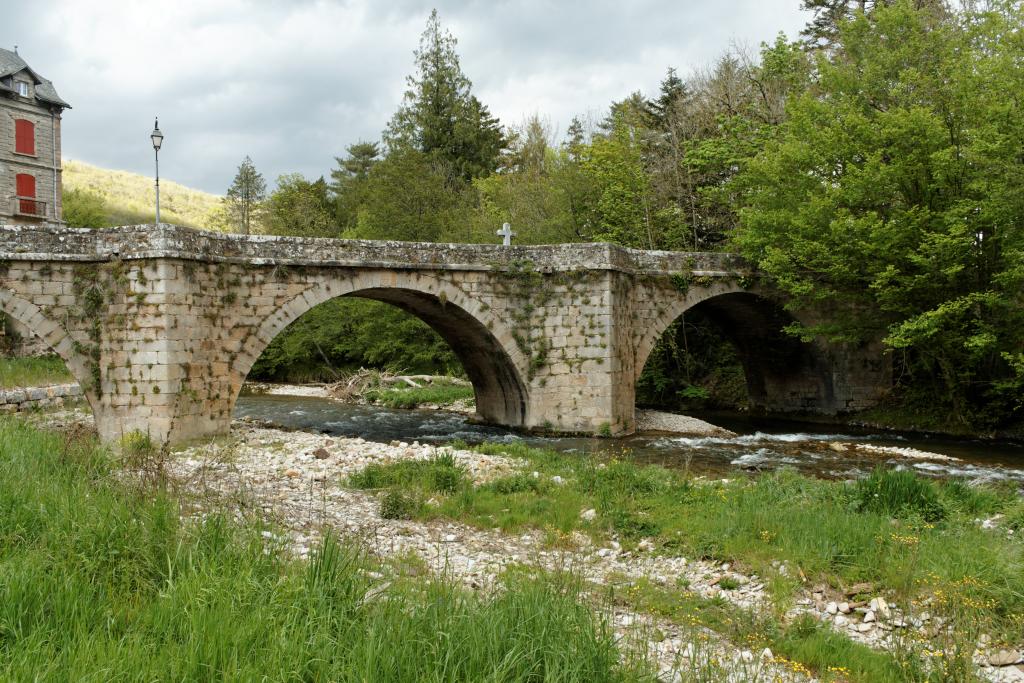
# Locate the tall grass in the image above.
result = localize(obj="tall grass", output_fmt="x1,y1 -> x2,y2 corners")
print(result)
0,356 -> 74,388
0,417 -> 648,681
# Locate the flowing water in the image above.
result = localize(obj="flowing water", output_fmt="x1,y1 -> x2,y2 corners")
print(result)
235,394 -> 1024,484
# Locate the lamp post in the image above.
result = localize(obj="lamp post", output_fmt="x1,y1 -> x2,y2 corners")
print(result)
150,118 -> 164,224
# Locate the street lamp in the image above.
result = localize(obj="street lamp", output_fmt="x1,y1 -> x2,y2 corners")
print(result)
150,118 -> 164,224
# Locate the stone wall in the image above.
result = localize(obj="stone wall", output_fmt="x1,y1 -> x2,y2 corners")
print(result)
0,224 -> 891,445
0,382 -> 81,412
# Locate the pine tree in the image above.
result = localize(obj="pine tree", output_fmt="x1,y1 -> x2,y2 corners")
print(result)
330,142 -> 381,232
225,156 -> 266,235
331,141 -> 380,185
646,68 -> 688,127
565,116 -> 586,161
383,9 -> 504,180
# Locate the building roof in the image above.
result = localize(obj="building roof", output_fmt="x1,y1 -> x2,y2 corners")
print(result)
0,48 -> 70,109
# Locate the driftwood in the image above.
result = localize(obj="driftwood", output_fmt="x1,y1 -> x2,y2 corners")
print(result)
325,368 -> 469,401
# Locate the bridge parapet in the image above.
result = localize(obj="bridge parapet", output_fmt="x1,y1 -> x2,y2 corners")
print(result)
0,224 -> 748,275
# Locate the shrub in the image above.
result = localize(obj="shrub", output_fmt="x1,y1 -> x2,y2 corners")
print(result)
485,473 -> 542,495
379,490 -> 421,520
119,430 -> 154,456
580,460 -> 668,499
349,454 -> 466,495
939,479 -> 1008,516
427,451 -> 465,493
853,468 -> 945,521
606,507 -> 661,540
1004,499 -> 1024,531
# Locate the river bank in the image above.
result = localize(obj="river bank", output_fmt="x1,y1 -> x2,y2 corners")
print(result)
18,404 -> 1024,681
172,418 -> 1024,681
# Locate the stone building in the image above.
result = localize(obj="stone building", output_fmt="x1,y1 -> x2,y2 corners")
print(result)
0,48 -> 70,225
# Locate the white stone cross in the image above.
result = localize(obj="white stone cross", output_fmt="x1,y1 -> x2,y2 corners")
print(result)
496,222 -> 516,246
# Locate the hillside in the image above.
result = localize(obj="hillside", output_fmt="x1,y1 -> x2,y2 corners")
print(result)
62,159 -> 226,230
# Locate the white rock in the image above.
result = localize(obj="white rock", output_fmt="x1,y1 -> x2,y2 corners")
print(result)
825,601 -> 839,615
739,649 -> 754,662
761,648 -> 774,660
864,610 -> 875,623
443,534 -> 458,543
869,597 -> 890,617
839,601 -> 851,614
834,615 -> 848,627
988,649 -> 1021,667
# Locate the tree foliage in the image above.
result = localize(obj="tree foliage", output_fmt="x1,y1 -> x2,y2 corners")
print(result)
62,188 -> 109,228
263,174 -> 333,238
384,9 -> 504,181
735,0 -> 1024,426
330,141 -> 380,233
251,298 -> 460,382
225,156 -> 266,235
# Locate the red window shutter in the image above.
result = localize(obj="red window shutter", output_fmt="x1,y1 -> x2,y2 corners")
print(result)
14,119 -> 35,155
16,174 -> 37,215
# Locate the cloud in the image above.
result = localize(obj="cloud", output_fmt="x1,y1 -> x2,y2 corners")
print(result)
6,0 -> 808,193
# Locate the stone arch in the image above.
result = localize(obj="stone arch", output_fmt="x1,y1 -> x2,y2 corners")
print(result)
0,288 -> 100,416
230,270 -> 531,426
634,282 -> 836,413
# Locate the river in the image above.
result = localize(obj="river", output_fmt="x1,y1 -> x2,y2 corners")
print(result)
235,394 -> 1024,484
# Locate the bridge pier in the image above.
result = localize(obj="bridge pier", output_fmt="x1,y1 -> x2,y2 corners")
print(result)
0,225 -> 891,446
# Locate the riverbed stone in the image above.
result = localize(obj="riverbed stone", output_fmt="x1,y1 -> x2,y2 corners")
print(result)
990,650 -> 1022,667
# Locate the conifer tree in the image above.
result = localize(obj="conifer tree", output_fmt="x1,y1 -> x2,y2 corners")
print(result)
384,9 -> 504,180
225,156 -> 266,235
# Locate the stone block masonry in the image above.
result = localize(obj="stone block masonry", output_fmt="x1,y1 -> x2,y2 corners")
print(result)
0,224 -> 891,446
0,382 -> 81,411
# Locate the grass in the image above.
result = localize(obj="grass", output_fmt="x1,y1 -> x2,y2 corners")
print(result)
0,355 -> 74,388
617,578 -> 915,682
0,416 -> 651,681
363,381 -> 475,409
348,440 -> 1024,671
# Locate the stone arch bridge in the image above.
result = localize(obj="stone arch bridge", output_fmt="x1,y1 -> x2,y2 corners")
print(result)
0,224 -> 889,445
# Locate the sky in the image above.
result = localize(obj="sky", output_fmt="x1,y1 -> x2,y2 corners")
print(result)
6,1 -> 810,195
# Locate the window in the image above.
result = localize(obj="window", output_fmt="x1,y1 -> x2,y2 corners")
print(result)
15,81 -> 28,97
15,173 -> 38,215
14,119 -> 35,155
